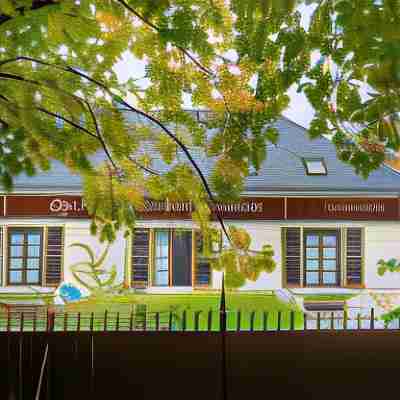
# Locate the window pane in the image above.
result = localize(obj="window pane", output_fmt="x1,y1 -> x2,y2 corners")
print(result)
323,236 -> 336,246
27,270 -> 40,284
10,259 -> 23,269
27,258 -> 40,269
27,246 -> 40,257
306,235 -> 319,246
323,260 -> 337,271
10,246 -> 23,257
306,272 -> 319,285
323,248 -> 336,258
9,271 -> 22,283
154,270 -> 168,286
306,248 -> 319,258
305,160 -> 327,174
155,231 -> 169,286
11,233 -> 24,245
323,272 -> 337,285
27,233 -> 41,245
306,259 -> 319,270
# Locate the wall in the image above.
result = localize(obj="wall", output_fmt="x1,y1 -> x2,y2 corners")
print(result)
63,221 -> 127,295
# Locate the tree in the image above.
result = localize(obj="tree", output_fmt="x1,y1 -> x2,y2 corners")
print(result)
0,1 -> 398,287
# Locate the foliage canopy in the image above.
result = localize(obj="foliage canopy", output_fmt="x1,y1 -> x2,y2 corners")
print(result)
0,0 -> 399,287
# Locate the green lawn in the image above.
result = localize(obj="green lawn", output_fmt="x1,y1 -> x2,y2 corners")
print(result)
0,291 -> 306,331
58,291 -> 305,331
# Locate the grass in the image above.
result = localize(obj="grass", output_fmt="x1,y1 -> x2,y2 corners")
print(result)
301,294 -> 356,302
58,291 -> 305,331
0,291 -> 305,331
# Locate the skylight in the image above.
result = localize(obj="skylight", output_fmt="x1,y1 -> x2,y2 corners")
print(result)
302,158 -> 328,175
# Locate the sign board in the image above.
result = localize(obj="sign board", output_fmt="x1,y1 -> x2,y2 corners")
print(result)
0,195 -> 399,221
286,197 -> 400,220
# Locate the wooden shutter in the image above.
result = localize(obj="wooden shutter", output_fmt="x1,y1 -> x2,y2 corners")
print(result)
284,227 -> 301,287
346,228 -> 363,286
195,232 -> 211,287
45,227 -> 64,286
131,229 -> 150,288
0,227 -> 2,286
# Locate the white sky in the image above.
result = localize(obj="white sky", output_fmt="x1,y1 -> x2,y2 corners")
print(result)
113,4 -> 315,129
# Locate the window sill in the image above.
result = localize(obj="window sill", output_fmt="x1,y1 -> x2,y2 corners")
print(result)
0,286 -> 55,295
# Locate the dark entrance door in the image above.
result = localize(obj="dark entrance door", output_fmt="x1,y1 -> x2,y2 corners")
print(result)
172,231 -> 192,286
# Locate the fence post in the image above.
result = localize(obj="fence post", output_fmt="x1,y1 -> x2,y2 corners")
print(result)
277,311 -> 282,331
77,312 -> 81,332
236,310 -> 241,332
317,312 -> 321,330
250,311 -> 256,332
130,310 -> 134,331
290,311 -> 295,331
194,311 -> 201,332
155,312 -> 160,331
7,310 -> 11,332
20,312 -> 24,333
64,313 -> 68,332
304,313 -> 307,331
104,310 -> 108,331
47,310 -> 55,332
207,309 -> 213,331
357,313 -> 361,330
370,308 -> 374,330
343,310 -> 348,330
89,312 -> 94,331
182,310 -> 187,332
116,312 -> 120,331
169,311 -> 173,331
263,311 -> 268,331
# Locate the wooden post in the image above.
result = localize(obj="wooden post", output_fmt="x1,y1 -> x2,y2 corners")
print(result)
317,312 -> 321,330
343,310 -> 348,330
130,310 -> 134,331
330,312 -> 334,330
357,313 -> 361,330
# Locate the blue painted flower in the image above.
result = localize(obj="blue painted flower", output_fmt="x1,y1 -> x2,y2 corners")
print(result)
59,283 -> 82,302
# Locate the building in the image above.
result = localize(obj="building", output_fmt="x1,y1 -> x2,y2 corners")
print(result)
1,114 -> 400,297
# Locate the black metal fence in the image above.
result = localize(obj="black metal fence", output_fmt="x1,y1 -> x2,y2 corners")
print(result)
0,308 -> 397,332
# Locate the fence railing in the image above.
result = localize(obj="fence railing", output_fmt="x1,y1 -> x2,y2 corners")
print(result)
0,308 -> 398,332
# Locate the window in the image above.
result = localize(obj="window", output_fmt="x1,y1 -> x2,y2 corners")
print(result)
8,228 -> 43,285
302,158 -> 328,175
304,230 -> 340,286
154,230 -> 169,286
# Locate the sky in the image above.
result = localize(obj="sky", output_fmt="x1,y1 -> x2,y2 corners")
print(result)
113,4 -> 316,129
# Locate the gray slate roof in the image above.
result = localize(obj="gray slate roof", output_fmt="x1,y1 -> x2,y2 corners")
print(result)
7,114 -> 400,195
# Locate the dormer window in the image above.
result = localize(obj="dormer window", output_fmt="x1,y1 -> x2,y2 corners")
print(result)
302,158 -> 328,175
